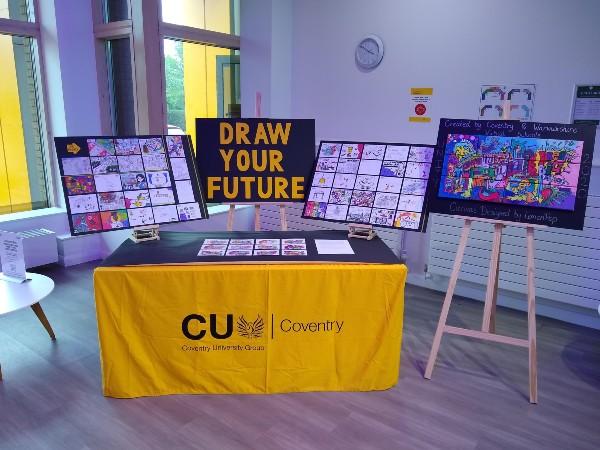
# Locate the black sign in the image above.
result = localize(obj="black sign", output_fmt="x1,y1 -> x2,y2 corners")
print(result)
427,119 -> 596,230
195,118 -> 315,202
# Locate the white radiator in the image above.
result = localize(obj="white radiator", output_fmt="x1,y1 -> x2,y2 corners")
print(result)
427,195 -> 600,311
16,228 -> 58,268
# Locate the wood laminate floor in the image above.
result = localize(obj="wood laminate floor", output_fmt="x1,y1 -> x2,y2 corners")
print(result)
1,261 -> 599,450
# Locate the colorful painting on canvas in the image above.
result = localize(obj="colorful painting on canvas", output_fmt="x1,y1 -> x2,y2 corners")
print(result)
439,134 -> 582,211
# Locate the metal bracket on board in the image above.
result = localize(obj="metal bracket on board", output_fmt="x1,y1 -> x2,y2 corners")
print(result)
131,225 -> 160,243
347,224 -> 377,240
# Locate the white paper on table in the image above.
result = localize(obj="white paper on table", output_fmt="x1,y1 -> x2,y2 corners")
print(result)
0,231 -> 27,281
314,239 -> 355,255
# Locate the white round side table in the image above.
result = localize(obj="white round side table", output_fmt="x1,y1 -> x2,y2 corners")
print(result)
0,272 -> 56,380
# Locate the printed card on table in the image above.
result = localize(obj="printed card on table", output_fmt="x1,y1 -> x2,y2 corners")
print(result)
199,247 -> 227,256
203,239 -> 230,246
226,248 -> 253,256
254,249 -> 280,256
255,238 -> 280,249
230,239 -> 255,246
282,249 -> 308,256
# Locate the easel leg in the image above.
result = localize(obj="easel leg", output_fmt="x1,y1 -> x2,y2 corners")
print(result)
527,227 -> 538,403
279,205 -> 288,231
425,219 -> 472,379
254,205 -> 261,231
227,205 -> 235,231
482,223 -> 503,333
31,302 -> 56,340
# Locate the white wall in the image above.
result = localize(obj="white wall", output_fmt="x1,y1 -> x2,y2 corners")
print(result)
241,0 -> 600,326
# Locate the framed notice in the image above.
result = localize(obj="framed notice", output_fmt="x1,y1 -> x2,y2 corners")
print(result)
571,85 -> 600,127
479,84 -> 535,121
427,118 -> 597,230
195,118 -> 315,203
54,135 -> 208,235
302,141 -> 436,231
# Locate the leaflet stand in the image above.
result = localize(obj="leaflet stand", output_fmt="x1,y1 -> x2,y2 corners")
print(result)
131,225 -> 160,243
347,223 -> 377,240
226,203 -> 288,231
424,216 -> 542,404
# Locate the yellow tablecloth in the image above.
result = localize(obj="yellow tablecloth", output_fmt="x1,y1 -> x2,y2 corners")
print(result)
94,263 -> 407,398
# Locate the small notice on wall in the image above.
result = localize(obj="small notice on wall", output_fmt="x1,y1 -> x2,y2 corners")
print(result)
0,231 -> 27,282
409,88 -> 433,123
572,85 -> 600,128
479,84 -> 535,121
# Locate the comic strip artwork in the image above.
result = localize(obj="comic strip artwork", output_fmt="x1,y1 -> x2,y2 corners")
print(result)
439,134 -> 582,211
55,135 -> 207,235
303,141 -> 435,231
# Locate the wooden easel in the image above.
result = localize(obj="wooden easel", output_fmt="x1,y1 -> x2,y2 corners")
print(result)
424,216 -> 541,404
226,203 -> 288,231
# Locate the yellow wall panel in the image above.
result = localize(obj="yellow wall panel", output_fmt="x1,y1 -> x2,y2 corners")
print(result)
0,34 -> 31,213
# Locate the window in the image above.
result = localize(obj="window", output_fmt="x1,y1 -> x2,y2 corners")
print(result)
106,38 -> 136,135
162,0 -> 239,35
103,0 -> 130,22
0,2 -> 50,215
0,0 -> 34,21
94,0 -> 240,137
164,40 -> 240,139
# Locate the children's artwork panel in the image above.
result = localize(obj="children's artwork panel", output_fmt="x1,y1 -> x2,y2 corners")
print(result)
55,135 -> 209,235
428,119 -> 597,229
302,140 -> 436,232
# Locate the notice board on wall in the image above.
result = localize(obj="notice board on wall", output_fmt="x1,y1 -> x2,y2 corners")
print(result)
54,135 -> 208,235
427,118 -> 597,230
302,141 -> 436,231
195,118 -> 316,203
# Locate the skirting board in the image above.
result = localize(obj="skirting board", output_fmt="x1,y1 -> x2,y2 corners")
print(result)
408,272 -> 600,331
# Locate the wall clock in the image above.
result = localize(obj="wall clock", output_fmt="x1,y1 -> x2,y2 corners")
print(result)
355,34 -> 384,70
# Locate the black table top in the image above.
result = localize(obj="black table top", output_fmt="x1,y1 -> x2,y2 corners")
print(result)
100,230 -> 401,267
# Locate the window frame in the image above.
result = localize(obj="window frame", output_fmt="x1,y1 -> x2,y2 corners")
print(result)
93,0 -> 240,136
0,0 -> 56,213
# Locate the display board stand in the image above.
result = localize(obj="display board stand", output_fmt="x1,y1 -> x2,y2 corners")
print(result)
131,225 -> 160,243
347,224 -> 377,240
225,203 -> 289,231
424,215 -> 543,404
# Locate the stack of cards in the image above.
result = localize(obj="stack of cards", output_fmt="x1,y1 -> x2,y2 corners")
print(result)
226,239 -> 255,256
254,239 -> 281,256
282,238 -> 307,256
198,239 -> 229,256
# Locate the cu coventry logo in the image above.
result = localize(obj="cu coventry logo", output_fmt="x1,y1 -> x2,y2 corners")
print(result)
237,315 -> 264,339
